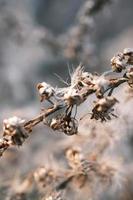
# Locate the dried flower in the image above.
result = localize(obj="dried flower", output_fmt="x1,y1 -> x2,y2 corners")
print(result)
91,96 -> 118,121
111,48 -> 133,73
50,115 -> 78,136
63,88 -> 81,106
123,48 -> 133,65
3,116 -> 28,146
37,82 -> 55,102
111,53 -> 126,73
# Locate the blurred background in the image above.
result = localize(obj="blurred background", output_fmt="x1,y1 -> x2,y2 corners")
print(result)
0,0 -> 133,199
0,0 -> 133,110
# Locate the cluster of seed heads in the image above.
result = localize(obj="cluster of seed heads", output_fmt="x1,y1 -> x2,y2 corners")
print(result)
7,145 -> 122,200
0,48 -> 132,157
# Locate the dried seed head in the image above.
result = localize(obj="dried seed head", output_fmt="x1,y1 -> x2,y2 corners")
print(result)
61,117 -> 78,136
48,110 -> 78,136
64,88 -> 84,106
94,97 -> 118,112
91,96 -> 118,121
123,48 -> 133,64
71,65 -> 92,89
3,116 -> 28,146
37,82 -> 55,102
111,53 -> 127,72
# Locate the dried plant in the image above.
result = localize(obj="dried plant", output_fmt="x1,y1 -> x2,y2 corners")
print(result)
0,48 -> 132,157
1,0 -> 133,200
0,47 -> 132,199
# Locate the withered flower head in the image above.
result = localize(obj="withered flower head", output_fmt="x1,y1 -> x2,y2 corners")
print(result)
123,48 -> 133,65
64,87 -> 84,106
37,82 -> 55,102
50,115 -> 78,136
71,65 -> 93,89
91,96 -> 118,121
111,53 -> 127,73
3,116 -> 28,146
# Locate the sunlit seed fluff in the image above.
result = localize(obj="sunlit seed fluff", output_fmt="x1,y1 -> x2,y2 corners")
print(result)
3,116 -> 28,146
3,116 -> 25,127
94,76 -> 110,91
70,65 -> 90,87
50,118 -> 58,128
64,87 -> 83,106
